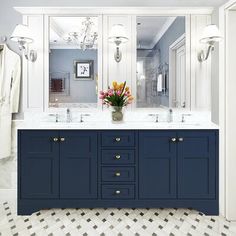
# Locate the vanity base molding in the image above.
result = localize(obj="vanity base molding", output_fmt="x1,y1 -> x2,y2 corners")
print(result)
18,200 -> 218,216
18,129 -> 219,215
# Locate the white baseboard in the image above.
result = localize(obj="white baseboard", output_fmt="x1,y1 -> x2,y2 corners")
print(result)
0,189 -> 17,200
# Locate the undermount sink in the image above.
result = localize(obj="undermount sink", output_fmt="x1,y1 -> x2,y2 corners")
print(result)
152,122 -> 201,127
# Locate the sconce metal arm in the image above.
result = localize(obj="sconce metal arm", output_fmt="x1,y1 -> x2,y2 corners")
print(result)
115,46 -> 122,63
198,43 -> 214,62
18,42 -> 37,62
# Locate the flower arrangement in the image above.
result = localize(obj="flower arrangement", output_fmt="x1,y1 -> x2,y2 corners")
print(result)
99,81 -> 134,107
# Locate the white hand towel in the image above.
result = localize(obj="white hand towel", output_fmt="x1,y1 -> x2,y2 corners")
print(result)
157,74 -> 162,92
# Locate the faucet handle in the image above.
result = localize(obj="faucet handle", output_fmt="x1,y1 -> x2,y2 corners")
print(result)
149,114 -> 159,123
181,114 -> 191,123
80,113 -> 90,122
49,113 -> 59,123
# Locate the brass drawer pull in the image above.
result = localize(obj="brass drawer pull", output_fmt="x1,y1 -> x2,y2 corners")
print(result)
53,137 -> 58,142
115,190 -> 121,195
115,155 -> 121,159
115,137 -> 121,142
60,137 -> 65,142
115,172 -> 121,177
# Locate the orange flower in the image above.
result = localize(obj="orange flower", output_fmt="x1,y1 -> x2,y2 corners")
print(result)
128,96 -> 134,101
125,86 -> 129,92
118,83 -> 124,90
112,81 -> 118,89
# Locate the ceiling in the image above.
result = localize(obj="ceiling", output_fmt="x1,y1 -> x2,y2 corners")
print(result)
137,16 -> 177,49
10,0 -> 228,7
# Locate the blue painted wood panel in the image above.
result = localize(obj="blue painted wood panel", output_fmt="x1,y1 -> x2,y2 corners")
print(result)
19,130 -> 59,198
101,167 -> 135,182
101,131 -> 135,147
59,131 -> 98,198
177,131 -> 216,199
139,131 -> 177,199
101,149 -> 135,164
101,185 -> 135,199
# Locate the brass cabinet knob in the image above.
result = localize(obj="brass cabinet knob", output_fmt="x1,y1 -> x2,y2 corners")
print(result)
53,137 -> 58,142
178,137 -> 184,142
115,172 -> 121,177
171,137 -> 177,142
60,137 -> 65,142
115,137 -> 121,142
115,190 -> 121,195
115,155 -> 121,159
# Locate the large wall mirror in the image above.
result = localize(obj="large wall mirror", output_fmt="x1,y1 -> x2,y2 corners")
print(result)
49,16 -> 98,108
136,16 -> 188,109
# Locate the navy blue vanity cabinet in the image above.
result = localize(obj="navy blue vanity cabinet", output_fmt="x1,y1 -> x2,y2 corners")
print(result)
139,131 -> 177,199
59,131 -> 97,199
100,131 -> 136,200
138,130 -> 218,214
18,129 -> 218,215
19,130 -> 60,199
177,131 -> 217,199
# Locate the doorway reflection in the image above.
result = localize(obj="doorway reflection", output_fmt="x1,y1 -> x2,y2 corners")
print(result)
136,16 -> 186,108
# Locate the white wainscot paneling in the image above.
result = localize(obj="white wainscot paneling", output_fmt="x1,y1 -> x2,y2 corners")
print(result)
23,15 -> 44,112
190,15 -> 211,111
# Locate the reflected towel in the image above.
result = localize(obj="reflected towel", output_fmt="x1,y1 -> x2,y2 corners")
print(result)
157,74 -> 162,92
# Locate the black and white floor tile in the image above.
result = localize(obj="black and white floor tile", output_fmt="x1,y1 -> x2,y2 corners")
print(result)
0,201 -> 236,236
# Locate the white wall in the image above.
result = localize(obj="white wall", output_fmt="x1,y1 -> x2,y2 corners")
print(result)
211,9 -> 220,124
225,9 -> 236,220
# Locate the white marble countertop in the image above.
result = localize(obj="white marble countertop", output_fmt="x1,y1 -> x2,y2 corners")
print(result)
16,120 -> 219,130
15,110 -> 219,130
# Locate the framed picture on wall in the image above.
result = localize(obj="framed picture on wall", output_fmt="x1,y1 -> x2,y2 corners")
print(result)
74,60 -> 94,80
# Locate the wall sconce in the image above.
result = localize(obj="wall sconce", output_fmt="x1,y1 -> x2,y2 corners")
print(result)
10,24 -> 37,62
198,24 -> 222,62
108,24 -> 128,63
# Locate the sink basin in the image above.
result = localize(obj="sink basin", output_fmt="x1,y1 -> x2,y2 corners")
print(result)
148,122 -> 201,127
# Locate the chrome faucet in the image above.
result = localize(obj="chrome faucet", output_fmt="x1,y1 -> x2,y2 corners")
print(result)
80,114 -> 90,123
149,114 -> 159,123
167,109 -> 173,123
66,108 -> 72,123
181,114 -> 191,123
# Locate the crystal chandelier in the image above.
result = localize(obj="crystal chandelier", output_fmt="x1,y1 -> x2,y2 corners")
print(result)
64,17 -> 98,50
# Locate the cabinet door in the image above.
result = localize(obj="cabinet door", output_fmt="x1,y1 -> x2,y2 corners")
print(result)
19,130 -> 59,198
59,131 -> 97,198
139,131 -> 177,199
177,131 -> 217,199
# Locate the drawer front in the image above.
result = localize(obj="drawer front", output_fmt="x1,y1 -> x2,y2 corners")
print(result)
101,185 -> 135,199
101,150 -> 135,164
101,131 -> 135,147
102,167 -> 135,182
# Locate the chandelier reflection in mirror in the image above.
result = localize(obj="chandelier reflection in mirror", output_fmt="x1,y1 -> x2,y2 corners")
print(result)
50,17 -> 98,51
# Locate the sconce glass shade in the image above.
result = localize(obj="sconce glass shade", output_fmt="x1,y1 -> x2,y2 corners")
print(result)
199,24 -> 222,44
10,24 -> 34,44
108,24 -> 129,44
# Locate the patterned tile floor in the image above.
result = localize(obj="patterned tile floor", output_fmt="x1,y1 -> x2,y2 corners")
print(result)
0,200 -> 236,236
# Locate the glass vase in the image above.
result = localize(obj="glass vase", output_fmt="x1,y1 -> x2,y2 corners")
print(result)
111,106 -> 124,122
